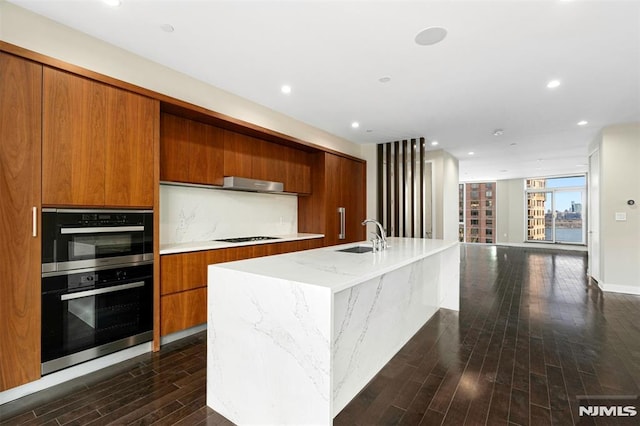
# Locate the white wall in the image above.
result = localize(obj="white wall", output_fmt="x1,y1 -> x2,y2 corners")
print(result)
596,123 -> 640,294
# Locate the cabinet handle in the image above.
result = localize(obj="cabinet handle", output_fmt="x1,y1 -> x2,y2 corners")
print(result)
32,206 -> 37,237
338,207 -> 346,240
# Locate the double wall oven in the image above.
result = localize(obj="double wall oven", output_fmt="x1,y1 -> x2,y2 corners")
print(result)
41,209 -> 153,375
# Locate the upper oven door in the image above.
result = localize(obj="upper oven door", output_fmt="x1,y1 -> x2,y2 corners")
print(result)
42,209 -> 153,273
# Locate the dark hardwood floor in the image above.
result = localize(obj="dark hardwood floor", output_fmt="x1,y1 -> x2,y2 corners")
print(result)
1,245 -> 639,425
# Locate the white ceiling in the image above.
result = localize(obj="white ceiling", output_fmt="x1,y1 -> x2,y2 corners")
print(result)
10,0 -> 640,181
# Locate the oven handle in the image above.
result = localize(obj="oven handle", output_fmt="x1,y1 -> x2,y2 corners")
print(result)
60,226 -> 144,235
60,281 -> 146,301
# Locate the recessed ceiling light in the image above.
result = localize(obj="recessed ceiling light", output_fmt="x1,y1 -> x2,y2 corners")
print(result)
351,122 -> 360,129
577,120 -> 588,126
102,0 -> 121,7
378,76 -> 391,83
415,27 -> 448,46
500,170 -> 508,173
431,140 -> 439,146
281,85 -> 292,94
493,129 -> 504,136
510,142 -> 517,146
160,24 -> 174,33
468,151 -> 475,155
366,129 -> 373,133
547,79 -> 561,89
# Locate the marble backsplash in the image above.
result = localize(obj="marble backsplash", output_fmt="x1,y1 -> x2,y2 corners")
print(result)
160,184 -> 298,244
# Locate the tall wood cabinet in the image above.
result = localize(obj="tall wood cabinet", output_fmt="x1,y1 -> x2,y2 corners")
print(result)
42,67 -> 157,207
299,152 -> 366,246
0,53 -> 42,391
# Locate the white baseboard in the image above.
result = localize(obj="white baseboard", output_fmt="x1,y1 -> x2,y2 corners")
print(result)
596,281 -> 640,295
0,342 -> 151,406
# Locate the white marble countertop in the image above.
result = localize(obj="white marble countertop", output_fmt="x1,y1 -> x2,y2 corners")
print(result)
210,237 -> 459,293
160,233 -> 324,255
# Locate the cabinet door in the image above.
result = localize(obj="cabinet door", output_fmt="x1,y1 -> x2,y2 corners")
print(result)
160,113 -> 191,183
43,68 -> 155,207
189,120 -> 224,186
223,130 -> 253,178
43,67 -> 106,206
0,53 -> 42,391
341,157 -> 366,243
160,114 -> 224,186
324,153 -> 343,246
282,147 -> 311,194
104,87 -> 156,207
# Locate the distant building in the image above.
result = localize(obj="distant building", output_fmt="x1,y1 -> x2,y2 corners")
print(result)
459,182 -> 496,243
526,179 -> 546,240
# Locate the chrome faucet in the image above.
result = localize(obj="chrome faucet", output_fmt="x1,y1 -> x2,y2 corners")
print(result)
362,219 -> 387,251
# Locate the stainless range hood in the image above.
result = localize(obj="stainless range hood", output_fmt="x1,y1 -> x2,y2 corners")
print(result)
222,176 -> 284,193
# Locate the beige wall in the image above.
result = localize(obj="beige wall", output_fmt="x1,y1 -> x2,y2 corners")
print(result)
0,1 -> 361,158
426,150 -> 460,241
496,179 -> 526,244
596,123 -> 640,293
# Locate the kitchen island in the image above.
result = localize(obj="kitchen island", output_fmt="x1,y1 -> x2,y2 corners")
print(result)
206,237 -> 459,425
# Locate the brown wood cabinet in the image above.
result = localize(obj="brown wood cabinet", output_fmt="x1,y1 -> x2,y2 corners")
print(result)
159,239 -> 322,336
299,152 -> 366,246
42,67 -> 157,207
160,113 -> 224,185
0,53 -> 42,391
223,131 -> 311,194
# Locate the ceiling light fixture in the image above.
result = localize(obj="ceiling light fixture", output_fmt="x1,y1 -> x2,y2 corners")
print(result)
281,85 -> 292,94
547,79 -> 561,89
431,140 -> 439,146
102,0 -> 121,7
468,151 -> 475,156
351,122 -> 360,129
577,120 -> 588,126
378,76 -> 391,83
493,129 -> 504,136
415,27 -> 448,46
160,24 -> 174,33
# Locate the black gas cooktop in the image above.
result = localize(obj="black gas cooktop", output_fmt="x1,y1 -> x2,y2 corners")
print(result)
214,236 -> 281,243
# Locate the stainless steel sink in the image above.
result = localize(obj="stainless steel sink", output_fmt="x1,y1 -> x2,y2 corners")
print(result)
337,245 -> 373,254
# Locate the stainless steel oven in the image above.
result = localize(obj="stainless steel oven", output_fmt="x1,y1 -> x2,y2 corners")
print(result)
41,209 -> 154,375
41,209 -> 153,273
41,263 -> 153,375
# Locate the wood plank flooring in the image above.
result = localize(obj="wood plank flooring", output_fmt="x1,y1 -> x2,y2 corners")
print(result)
1,245 -> 639,425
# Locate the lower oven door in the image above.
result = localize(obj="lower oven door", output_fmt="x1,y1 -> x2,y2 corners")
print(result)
41,263 -> 153,375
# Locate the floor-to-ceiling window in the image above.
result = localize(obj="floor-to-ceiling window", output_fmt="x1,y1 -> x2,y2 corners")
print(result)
459,182 -> 496,243
525,175 -> 586,244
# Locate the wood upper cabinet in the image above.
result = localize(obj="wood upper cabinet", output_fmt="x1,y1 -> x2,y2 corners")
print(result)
223,130 -> 311,194
160,113 -> 224,185
42,67 -> 157,207
0,53 -> 42,391
299,152 -> 366,246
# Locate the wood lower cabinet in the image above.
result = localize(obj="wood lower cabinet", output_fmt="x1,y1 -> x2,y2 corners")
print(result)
42,67 -> 157,207
0,53 -> 42,391
160,113 -> 224,185
159,239 -> 322,336
299,152 -> 366,246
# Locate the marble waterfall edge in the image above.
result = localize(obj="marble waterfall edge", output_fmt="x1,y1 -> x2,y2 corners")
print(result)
207,266 -> 333,425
